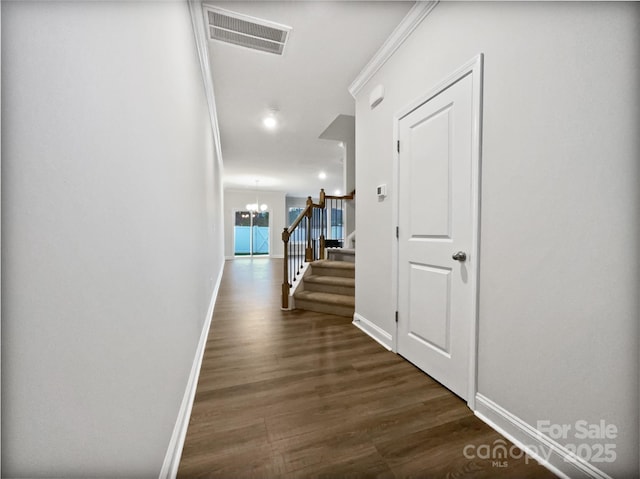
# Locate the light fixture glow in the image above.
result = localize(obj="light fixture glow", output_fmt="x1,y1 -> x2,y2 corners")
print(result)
246,202 -> 268,213
263,116 -> 277,130
318,171 -> 327,180
334,189 -> 342,196
246,179 -> 268,213
338,142 -> 344,148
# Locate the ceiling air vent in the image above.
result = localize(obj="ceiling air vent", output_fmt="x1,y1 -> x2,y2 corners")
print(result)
204,6 -> 292,55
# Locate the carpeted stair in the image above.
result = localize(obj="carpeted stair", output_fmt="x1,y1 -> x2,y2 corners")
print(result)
294,259 -> 355,317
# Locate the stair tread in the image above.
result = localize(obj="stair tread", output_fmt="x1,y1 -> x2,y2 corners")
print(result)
294,290 -> 355,307
312,260 -> 355,270
305,275 -> 355,287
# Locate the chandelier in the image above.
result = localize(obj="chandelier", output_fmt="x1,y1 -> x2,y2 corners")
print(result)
246,180 -> 267,213
246,202 -> 268,213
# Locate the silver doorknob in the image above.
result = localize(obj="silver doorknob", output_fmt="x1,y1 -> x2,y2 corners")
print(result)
452,251 -> 467,261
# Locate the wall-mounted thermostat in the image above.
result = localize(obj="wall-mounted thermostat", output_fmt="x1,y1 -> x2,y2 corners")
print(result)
376,184 -> 387,198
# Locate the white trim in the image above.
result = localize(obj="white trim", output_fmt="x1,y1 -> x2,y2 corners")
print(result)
392,54 -> 484,410
348,1 -> 439,98
475,394 -> 613,479
394,54 -> 483,121
159,8 -> 224,476
391,113 -> 400,355
352,313 -> 392,351
158,263 -> 224,479
467,54 -> 484,411
188,0 -> 224,176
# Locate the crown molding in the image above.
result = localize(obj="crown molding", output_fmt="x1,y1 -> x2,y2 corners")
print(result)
188,0 -> 224,173
348,1 -> 439,98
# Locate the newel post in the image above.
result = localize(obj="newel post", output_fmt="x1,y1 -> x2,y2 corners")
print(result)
282,227 -> 290,309
319,189 -> 326,260
305,196 -> 313,262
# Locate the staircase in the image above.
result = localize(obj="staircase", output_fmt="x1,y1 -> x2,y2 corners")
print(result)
281,189 -> 355,311
294,259 -> 354,317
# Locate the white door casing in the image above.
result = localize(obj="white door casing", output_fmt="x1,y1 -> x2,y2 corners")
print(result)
394,55 -> 483,407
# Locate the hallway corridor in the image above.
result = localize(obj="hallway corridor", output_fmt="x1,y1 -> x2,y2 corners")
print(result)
178,259 -> 555,478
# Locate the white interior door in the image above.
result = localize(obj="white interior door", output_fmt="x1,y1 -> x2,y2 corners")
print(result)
397,71 -> 477,401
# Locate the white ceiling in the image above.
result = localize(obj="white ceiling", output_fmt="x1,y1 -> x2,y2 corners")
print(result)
205,1 -> 414,197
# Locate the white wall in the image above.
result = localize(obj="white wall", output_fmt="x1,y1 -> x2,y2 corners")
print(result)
224,189 -> 287,258
2,1 -> 224,476
354,2 -> 639,476
286,195 -> 311,214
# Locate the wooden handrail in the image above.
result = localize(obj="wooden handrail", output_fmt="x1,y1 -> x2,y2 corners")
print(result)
325,189 -> 355,201
324,194 -> 354,200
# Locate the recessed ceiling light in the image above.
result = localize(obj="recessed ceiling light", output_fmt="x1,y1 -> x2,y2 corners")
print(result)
318,171 -> 327,180
334,189 -> 342,195
338,142 -> 344,148
263,116 -> 277,130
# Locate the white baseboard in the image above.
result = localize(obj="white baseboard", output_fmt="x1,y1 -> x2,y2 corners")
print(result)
158,263 -> 224,479
475,394 -> 613,479
352,312 -> 392,351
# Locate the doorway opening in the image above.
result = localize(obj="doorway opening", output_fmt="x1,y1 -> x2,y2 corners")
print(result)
234,210 -> 270,256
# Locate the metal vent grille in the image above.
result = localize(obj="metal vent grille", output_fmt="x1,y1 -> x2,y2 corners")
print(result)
205,7 -> 291,55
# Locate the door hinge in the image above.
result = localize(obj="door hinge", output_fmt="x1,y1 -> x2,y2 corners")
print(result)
397,140 -> 400,153
395,311 -> 399,323
395,226 -> 399,239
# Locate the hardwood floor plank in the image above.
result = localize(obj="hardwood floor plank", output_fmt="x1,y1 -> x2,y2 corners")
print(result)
178,258 -> 556,478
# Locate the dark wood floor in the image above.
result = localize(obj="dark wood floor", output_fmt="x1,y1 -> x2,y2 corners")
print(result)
178,258 -> 555,478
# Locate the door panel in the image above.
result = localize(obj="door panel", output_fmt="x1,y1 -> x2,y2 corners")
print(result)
408,263 -> 451,355
409,105 -> 452,239
398,73 -> 474,400
234,211 -> 251,256
252,212 -> 270,255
